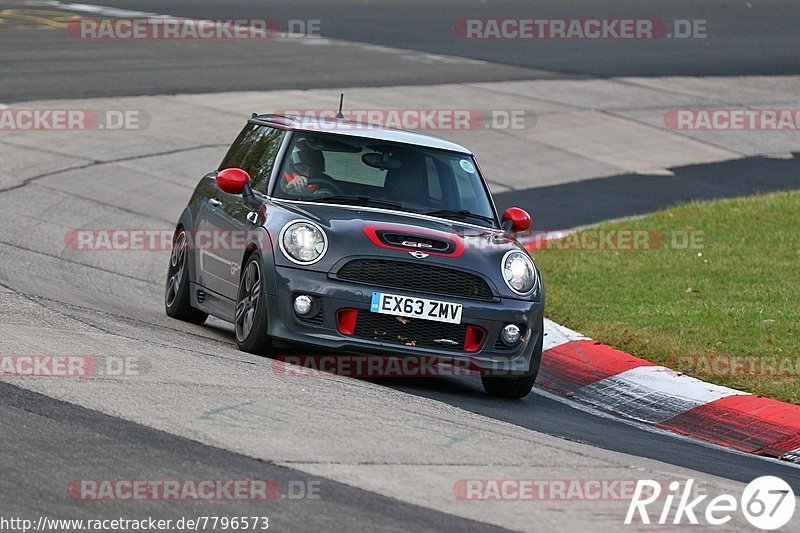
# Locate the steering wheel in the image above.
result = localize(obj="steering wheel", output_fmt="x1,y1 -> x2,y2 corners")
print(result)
307,176 -> 343,197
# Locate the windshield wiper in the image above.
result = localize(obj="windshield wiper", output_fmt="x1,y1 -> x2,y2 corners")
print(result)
305,194 -> 404,210
423,209 -> 497,225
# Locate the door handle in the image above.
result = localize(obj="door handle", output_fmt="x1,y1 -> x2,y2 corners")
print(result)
247,211 -> 259,224
209,198 -> 222,207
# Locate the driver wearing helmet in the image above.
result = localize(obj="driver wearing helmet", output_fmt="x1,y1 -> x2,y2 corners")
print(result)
281,141 -> 326,194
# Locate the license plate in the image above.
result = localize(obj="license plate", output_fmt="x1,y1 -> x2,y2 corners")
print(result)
370,292 -> 462,324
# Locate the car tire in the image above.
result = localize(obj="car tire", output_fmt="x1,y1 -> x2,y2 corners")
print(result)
165,228 -> 208,325
480,318 -> 543,399
234,253 -> 274,355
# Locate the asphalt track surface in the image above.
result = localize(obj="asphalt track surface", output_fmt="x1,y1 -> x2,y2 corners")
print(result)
3,0 -> 800,530
1,0 -> 800,100
386,378 -> 800,492
96,0 -> 800,76
494,153 -> 800,230
0,381 -> 507,532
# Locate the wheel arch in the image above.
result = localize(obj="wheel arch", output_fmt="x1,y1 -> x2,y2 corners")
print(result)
173,208 -> 198,285
240,226 -> 278,296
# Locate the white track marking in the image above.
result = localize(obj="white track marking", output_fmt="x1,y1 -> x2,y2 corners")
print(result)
781,448 -> 800,462
35,1 -> 485,65
542,317 -> 589,351
634,167 -> 676,176
591,365 -> 748,404
30,1 -> 163,18
575,365 -> 749,423
533,387 -> 800,471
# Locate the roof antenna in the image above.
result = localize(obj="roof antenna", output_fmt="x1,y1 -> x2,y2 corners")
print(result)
335,93 -> 344,119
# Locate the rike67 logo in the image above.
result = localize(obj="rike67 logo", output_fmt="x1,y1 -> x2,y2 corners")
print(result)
625,476 -> 795,529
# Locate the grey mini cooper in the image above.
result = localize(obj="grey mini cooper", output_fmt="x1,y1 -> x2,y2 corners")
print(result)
165,114 -> 544,398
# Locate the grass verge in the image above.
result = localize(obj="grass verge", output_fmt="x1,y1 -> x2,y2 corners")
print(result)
531,190 -> 800,404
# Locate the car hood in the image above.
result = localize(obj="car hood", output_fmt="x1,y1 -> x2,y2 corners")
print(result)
269,200 -> 534,299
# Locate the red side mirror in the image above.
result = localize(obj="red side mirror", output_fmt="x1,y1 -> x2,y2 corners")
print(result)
502,207 -> 532,233
216,168 -> 250,195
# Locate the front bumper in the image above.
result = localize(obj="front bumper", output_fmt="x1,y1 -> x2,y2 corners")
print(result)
264,265 -> 543,374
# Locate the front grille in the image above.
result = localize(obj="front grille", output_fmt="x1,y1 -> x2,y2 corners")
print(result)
353,311 -> 467,350
299,308 -> 324,326
336,259 -> 493,300
494,336 -> 514,351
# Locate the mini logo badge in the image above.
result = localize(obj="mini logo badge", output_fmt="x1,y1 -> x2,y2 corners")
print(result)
409,251 -> 429,259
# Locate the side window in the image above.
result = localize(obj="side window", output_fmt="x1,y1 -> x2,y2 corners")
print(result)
219,123 -> 259,170
218,125 -> 285,193
240,127 -> 285,192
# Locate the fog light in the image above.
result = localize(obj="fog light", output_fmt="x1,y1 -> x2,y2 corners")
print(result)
501,324 -> 521,345
293,295 -> 313,316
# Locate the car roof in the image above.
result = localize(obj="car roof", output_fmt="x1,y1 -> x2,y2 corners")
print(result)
251,114 -> 473,154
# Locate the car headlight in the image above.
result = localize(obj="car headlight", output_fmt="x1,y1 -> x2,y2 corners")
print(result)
280,220 -> 328,264
502,250 -> 536,295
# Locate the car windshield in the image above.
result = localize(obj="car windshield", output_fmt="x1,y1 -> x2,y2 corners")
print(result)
271,132 -> 499,228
